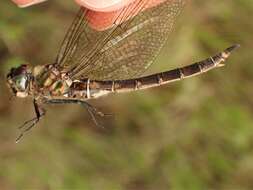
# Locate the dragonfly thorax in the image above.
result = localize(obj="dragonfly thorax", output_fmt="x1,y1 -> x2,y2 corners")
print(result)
32,64 -> 73,97
6,64 -> 73,99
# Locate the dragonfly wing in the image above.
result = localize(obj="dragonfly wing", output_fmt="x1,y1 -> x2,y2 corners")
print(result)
55,1 -> 150,74
55,0 -> 186,80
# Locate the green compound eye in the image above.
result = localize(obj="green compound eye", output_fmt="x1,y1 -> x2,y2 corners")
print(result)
15,75 -> 28,91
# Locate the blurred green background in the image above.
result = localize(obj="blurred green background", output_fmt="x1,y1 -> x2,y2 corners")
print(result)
0,0 -> 253,189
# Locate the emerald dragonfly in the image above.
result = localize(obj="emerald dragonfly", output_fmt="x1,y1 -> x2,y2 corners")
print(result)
6,0 -> 239,142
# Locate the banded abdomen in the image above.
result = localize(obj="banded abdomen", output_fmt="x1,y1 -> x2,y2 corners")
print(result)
69,45 -> 239,100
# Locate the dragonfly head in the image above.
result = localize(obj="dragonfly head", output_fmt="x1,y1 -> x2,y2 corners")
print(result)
6,64 -> 32,98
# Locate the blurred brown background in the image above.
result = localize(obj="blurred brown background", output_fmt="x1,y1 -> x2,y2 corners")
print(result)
0,0 -> 253,189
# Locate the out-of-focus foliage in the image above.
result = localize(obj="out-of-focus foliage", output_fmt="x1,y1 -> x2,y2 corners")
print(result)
0,0 -> 252,189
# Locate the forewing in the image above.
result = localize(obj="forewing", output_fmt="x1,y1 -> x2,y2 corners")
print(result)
55,1 -> 149,74
55,0 -> 186,80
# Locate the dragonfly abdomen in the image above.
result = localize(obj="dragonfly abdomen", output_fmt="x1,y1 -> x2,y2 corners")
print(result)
68,45 -> 238,100
69,80 -> 111,99
78,45 -> 239,98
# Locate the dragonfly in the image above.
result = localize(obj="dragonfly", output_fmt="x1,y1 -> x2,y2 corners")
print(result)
6,0 -> 239,142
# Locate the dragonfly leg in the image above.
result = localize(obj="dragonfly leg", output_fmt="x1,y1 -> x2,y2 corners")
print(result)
16,100 -> 45,143
45,99 -> 113,128
80,101 -> 114,128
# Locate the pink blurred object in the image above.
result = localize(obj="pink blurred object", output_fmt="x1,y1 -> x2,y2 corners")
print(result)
84,0 -> 165,30
11,0 -> 47,7
12,0 -> 134,10
75,0 -> 135,12
11,0 -> 164,31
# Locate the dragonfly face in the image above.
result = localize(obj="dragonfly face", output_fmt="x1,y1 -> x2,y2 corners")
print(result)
6,64 -> 31,98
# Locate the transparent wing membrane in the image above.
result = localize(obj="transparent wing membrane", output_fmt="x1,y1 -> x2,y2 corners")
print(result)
55,0 -> 186,80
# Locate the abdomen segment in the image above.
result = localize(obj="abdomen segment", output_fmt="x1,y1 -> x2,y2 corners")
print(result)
70,44 -> 239,99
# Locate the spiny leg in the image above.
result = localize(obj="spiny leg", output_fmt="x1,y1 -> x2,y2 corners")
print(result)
81,101 -> 114,128
16,99 -> 45,143
45,99 -> 113,128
